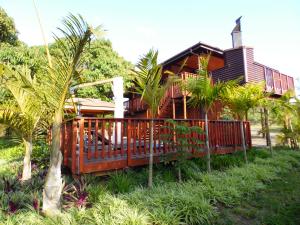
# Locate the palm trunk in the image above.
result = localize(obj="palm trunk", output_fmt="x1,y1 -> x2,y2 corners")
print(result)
260,108 -> 266,138
264,108 -> 273,156
178,167 -> 182,183
205,112 -> 211,172
42,111 -> 63,216
148,119 -> 154,188
21,136 -> 32,181
240,120 -> 248,163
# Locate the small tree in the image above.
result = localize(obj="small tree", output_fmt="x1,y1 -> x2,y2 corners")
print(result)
222,83 -> 265,163
133,49 -> 174,188
37,15 -> 97,216
161,119 -> 203,182
0,65 -> 43,181
184,55 -> 228,172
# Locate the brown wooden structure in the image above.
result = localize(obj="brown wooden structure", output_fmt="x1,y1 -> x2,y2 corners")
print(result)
125,43 -> 295,120
61,117 -> 251,175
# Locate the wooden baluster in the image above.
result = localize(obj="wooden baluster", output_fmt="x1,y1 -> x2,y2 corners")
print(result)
94,120 -> 98,158
153,120 -> 157,154
133,120 -> 136,155
114,119 -> 118,157
87,119 -> 92,160
101,120 -> 105,159
71,119 -> 77,174
127,119 -> 131,166
79,118 -> 84,174
138,120 -> 142,155
158,120 -> 161,153
108,120 -> 112,158
62,123 -> 67,166
121,119 -> 124,157
143,121 -> 147,154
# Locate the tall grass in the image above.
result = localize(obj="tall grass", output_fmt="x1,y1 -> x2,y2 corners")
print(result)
1,138 -> 300,225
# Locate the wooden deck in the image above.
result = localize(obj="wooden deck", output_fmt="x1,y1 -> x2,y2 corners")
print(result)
61,117 -> 251,175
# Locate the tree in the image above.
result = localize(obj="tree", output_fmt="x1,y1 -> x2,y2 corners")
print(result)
0,7 -> 18,45
161,119 -> 202,182
222,83 -> 265,163
49,39 -> 133,101
185,55 -> 229,172
133,49 -> 173,188
35,14 -> 97,215
0,65 -> 43,181
271,90 -> 298,149
0,43 -> 48,105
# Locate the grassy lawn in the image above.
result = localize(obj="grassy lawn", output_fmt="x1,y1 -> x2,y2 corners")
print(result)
215,167 -> 300,225
0,138 -> 300,224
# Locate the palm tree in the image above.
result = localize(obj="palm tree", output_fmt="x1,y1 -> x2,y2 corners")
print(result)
36,15 -> 97,215
185,55 -> 229,172
222,83 -> 265,163
0,66 -> 43,181
133,49 -> 173,188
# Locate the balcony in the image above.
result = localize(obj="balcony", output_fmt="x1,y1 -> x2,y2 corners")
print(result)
262,66 -> 295,95
124,72 -> 198,114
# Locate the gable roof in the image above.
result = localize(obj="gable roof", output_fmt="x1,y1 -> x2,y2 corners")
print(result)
161,42 -> 224,67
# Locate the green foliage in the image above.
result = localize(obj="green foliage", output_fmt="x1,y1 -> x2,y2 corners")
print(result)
222,82 -> 266,120
161,119 -> 203,181
107,171 -> 135,194
1,138 -> 300,224
49,39 -> 133,101
0,7 -> 18,46
133,49 -> 174,117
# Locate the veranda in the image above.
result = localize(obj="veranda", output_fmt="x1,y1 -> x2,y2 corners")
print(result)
60,117 -> 251,175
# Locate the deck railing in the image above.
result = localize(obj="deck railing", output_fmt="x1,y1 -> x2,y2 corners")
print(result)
125,72 -> 198,114
60,117 -> 251,175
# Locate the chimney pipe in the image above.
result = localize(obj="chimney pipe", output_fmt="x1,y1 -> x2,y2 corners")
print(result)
231,16 -> 242,48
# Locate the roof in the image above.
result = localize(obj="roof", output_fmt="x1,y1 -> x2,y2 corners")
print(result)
65,98 -> 115,112
161,41 -> 224,67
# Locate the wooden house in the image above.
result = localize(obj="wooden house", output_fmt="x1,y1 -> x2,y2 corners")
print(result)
60,20 -> 294,175
125,20 -> 295,120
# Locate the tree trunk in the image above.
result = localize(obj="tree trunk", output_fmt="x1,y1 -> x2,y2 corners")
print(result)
260,108 -> 266,138
178,167 -> 182,183
240,120 -> 248,163
42,111 -> 63,216
264,108 -> 271,147
205,112 -> 211,172
21,136 -> 32,181
264,108 -> 273,156
148,119 -> 154,188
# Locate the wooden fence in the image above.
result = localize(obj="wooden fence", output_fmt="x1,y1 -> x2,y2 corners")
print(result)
60,117 -> 251,175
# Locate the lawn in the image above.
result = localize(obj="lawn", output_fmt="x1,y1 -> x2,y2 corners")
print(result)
0,138 -> 300,225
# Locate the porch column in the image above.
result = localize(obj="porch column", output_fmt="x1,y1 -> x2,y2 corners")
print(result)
183,96 -> 187,119
172,99 -> 176,119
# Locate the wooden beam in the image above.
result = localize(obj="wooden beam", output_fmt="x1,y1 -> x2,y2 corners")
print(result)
183,96 -> 187,119
172,99 -> 176,119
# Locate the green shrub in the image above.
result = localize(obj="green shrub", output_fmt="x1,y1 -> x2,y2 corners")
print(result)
107,171 -> 135,194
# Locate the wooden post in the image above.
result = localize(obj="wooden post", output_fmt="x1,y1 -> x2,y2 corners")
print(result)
183,96 -> 187,119
172,99 -> 176,119
260,108 -> 266,138
79,118 -> 85,174
172,85 -> 176,119
71,119 -> 78,174
127,119 -> 131,166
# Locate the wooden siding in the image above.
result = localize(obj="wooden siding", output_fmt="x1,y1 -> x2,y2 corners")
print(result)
61,117 -> 252,175
211,47 -> 245,83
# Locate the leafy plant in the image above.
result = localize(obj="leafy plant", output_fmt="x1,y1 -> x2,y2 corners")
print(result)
63,177 -> 91,209
161,119 -> 203,182
107,171 -> 135,194
133,49 -> 174,188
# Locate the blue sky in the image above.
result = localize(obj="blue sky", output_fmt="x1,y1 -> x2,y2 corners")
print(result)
1,0 -> 300,86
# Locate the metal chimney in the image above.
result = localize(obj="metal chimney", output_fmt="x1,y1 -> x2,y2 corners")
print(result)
231,16 -> 242,48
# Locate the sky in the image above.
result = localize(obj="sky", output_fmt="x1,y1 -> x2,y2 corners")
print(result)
1,0 -> 300,89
